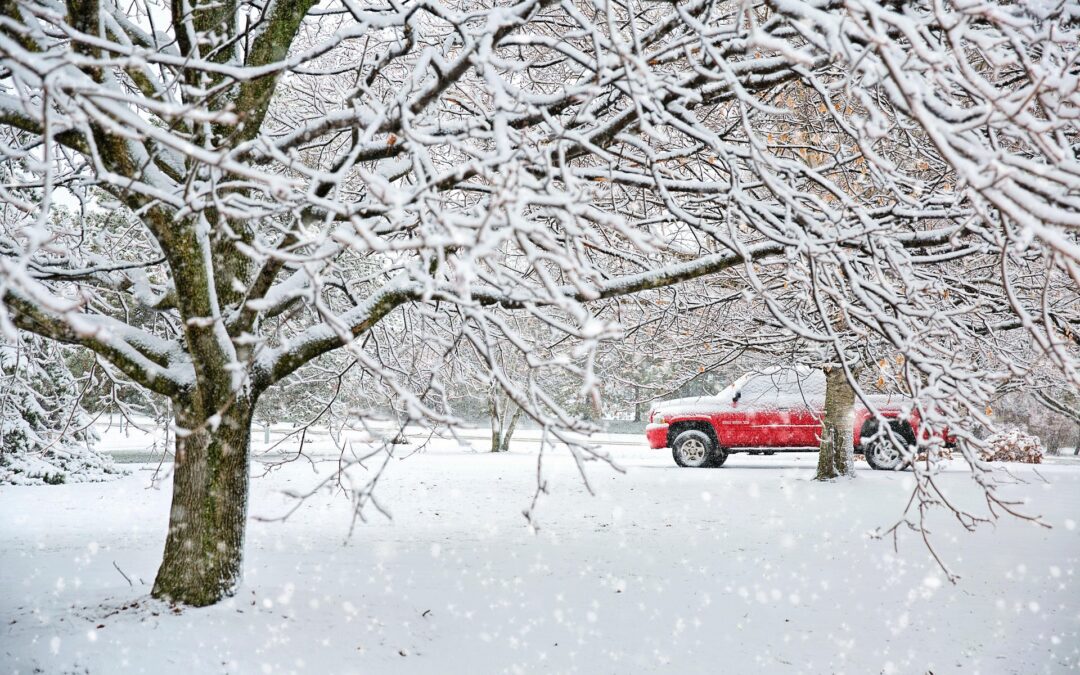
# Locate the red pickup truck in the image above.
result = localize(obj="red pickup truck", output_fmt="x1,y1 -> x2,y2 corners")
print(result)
645,367 -> 923,470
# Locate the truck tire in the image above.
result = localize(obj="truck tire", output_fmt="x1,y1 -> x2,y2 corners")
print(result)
862,420 -> 914,471
672,430 -> 726,468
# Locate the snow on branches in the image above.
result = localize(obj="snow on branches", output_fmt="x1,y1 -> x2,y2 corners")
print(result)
0,334 -> 121,485
0,0 -> 1077,599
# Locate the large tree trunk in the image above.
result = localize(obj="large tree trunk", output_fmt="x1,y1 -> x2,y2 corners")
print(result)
152,400 -> 253,606
815,365 -> 857,481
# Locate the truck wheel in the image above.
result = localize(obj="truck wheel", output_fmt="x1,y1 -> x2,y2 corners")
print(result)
862,421 -> 914,471
672,430 -> 725,468
864,438 -> 904,470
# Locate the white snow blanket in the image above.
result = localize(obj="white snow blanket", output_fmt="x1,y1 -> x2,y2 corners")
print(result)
2,443 -> 1077,673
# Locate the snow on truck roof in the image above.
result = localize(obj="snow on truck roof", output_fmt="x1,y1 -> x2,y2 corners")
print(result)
652,366 -> 908,415
726,367 -> 825,407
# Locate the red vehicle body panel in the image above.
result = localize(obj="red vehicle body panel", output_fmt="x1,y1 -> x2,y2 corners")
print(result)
645,423 -> 670,448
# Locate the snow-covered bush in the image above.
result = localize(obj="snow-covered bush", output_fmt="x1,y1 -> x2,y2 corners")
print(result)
979,428 -> 1044,464
0,445 -> 123,486
0,337 -> 123,485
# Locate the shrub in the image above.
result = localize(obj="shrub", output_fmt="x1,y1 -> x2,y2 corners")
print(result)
979,428 -> 1044,464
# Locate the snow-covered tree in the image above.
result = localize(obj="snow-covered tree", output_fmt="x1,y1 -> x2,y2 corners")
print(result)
0,334 -> 117,484
1,0 -> 1077,605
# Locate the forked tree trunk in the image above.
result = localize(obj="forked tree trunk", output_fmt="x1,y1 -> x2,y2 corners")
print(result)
490,391 -> 522,453
815,365 -> 857,481
152,400 -> 253,606
499,404 -> 523,453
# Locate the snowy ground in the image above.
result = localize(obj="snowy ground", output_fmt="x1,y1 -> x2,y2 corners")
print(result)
2,436 -> 1078,674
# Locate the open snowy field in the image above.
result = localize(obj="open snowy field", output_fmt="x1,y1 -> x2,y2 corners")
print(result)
2,440 -> 1078,674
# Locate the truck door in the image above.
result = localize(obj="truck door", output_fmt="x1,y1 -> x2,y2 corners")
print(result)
740,369 -> 825,448
736,373 -> 789,448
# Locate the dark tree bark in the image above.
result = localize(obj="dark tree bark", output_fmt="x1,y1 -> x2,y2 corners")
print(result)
152,399 -> 255,606
815,365 -> 857,481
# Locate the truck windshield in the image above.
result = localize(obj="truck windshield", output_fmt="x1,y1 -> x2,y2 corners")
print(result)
715,374 -> 751,402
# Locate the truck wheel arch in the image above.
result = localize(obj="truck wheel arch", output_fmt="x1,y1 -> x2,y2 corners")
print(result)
667,420 -> 721,450
859,418 -> 916,448
860,418 -> 916,470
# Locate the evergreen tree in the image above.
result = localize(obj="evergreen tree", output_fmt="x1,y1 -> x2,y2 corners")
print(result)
0,335 -> 120,485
